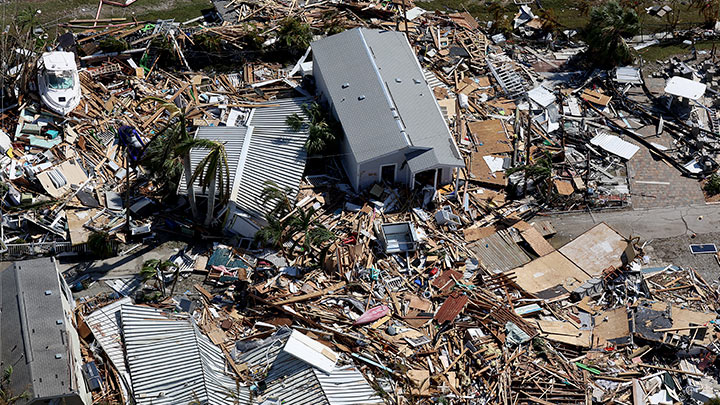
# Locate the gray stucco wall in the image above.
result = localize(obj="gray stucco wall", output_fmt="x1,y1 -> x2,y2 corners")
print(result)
357,151 -> 410,190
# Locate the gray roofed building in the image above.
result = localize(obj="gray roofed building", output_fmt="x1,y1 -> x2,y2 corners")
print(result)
179,98 -> 311,237
0,258 -> 91,405
311,28 -> 465,191
235,328 -> 383,405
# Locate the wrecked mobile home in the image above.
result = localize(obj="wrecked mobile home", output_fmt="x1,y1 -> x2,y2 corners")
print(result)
3,0 -> 720,404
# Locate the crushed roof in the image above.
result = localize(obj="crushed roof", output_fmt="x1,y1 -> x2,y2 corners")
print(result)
121,304 -> 248,405
236,328 -> 384,405
181,97 -> 311,219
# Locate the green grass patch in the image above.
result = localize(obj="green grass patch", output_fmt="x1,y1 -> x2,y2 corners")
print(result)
0,0 -> 212,29
639,39 -> 717,61
417,0 -> 709,32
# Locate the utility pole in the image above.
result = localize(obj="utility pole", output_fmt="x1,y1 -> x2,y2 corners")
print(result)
125,145 -> 131,239
523,98 -> 531,195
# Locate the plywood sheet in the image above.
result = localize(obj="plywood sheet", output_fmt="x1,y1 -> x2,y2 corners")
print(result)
593,307 -> 630,348
37,159 -> 89,198
554,179 -> 574,196
468,120 -> 513,155
559,222 -> 627,277
505,251 -> 589,298
520,226 -> 555,257
536,320 -> 591,347
67,209 -> 94,245
671,307 -> 717,345
463,225 -> 500,243
468,152 -> 507,187
581,89 -> 612,106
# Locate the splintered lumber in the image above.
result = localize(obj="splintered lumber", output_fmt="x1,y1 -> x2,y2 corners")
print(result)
273,281 -> 347,305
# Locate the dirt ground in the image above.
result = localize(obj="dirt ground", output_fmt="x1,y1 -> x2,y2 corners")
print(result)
642,231 -> 720,286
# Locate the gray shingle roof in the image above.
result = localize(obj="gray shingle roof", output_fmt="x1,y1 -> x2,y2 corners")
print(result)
311,28 -> 464,171
0,258 -> 77,403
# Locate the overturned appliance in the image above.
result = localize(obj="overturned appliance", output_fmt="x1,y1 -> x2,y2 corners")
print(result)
376,222 -> 420,253
37,51 -> 81,115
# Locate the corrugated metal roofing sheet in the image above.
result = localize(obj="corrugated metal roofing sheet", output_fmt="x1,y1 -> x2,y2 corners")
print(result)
236,328 -> 383,405
239,97 -> 310,218
590,132 -> 640,160
311,28 -> 464,171
85,297 -> 134,400
434,292 -> 469,323
121,305 -> 248,404
467,229 -> 532,273
181,98 -> 310,220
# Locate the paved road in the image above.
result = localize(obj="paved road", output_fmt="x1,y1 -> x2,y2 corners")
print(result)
546,204 -> 720,243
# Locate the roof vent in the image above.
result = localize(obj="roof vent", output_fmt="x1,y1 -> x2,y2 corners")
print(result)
342,83 -> 350,89
55,354 -> 63,359
44,290 -> 52,295
358,95 -> 366,101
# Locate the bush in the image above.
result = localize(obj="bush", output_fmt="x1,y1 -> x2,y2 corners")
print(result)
583,1 -> 640,67
704,174 -> 720,196
98,37 -> 128,53
276,18 -> 312,57
88,231 -> 114,259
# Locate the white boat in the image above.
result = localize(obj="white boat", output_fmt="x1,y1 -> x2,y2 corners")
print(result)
37,51 -> 81,115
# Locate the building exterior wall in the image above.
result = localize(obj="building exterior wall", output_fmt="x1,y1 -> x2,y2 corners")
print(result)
58,268 -> 92,405
313,57 -> 361,190
357,151 -> 410,190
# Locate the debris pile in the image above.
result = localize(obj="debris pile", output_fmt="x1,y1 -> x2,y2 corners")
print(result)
2,1 -> 720,404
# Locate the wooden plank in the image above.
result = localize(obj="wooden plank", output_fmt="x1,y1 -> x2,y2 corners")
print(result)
273,281 -> 346,305
581,89 -> 612,106
520,226 -> 555,257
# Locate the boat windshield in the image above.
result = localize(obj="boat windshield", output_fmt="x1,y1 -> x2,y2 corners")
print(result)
46,70 -> 74,90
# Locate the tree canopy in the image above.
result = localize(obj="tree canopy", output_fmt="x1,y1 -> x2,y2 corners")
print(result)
583,1 -> 640,67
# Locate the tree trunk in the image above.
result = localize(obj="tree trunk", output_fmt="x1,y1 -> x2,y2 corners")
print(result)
204,171 -> 217,227
183,153 -> 199,219
169,266 -> 181,297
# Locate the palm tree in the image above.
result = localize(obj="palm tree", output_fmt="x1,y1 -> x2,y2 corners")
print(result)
286,103 -> 338,155
88,231 -> 114,259
276,18 -> 312,58
259,180 -> 294,218
138,97 -> 199,219
176,139 -> 231,227
583,1 -> 640,67
689,0 -> 720,26
507,152 -> 554,200
254,214 -> 289,254
0,366 -> 30,405
287,207 -> 315,257
140,259 -> 176,296
287,207 -> 336,264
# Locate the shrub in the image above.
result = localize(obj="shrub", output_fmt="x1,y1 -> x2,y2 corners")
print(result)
704,174 -> 720,196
